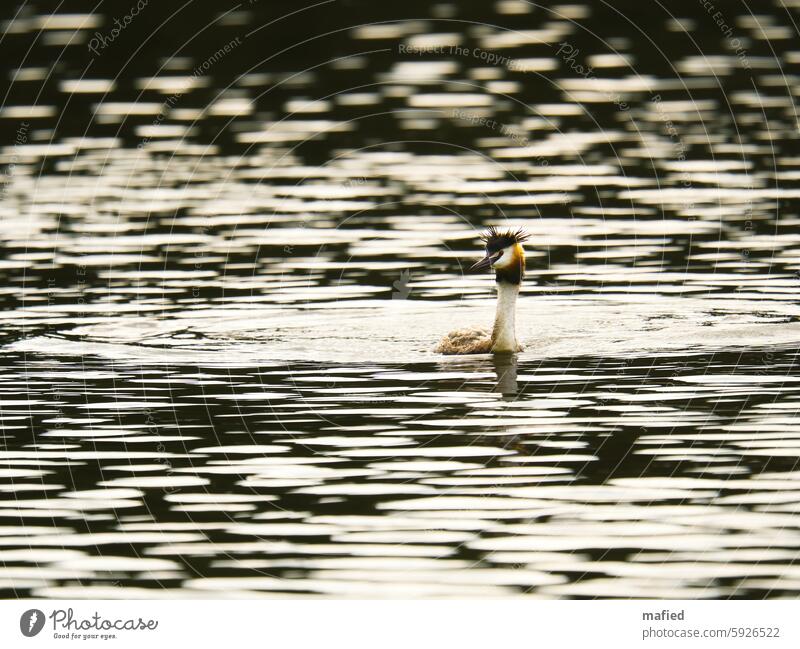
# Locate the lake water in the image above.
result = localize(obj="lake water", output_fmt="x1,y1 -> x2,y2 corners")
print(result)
2,0 -> 800,598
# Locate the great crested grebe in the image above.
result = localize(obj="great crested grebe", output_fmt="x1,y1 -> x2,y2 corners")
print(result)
436,226 -> 528,355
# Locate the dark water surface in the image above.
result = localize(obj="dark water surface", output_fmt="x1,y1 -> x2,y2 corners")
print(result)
2,0 -> 800,597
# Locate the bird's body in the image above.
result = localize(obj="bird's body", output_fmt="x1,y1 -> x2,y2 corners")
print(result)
434,326 -> 492,354
436,227 -> 528,355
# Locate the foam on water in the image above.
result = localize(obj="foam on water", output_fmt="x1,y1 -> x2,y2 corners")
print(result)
10,296 -> 800,364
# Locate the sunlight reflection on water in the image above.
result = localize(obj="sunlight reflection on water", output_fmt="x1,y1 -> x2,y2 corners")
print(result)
1,0 -> 800,599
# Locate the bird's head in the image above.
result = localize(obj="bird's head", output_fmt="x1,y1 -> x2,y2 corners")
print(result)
471,226 -> 528,284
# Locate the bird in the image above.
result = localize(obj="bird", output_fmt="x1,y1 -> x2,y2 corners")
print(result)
436,226 -> 528,354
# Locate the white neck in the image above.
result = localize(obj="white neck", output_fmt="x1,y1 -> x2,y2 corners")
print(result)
491,281 -> 519,352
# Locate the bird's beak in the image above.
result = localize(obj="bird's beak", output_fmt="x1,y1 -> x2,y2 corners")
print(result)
470,251 -> 500,272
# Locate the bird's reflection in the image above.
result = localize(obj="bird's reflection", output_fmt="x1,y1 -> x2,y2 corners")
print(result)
492,353 -> 518,397
436,353 -> 519,397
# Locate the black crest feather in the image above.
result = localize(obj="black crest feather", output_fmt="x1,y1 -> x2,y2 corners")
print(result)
480,226 -> 529,253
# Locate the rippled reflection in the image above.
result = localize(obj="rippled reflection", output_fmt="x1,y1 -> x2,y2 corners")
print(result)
1,0 -> 800,599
